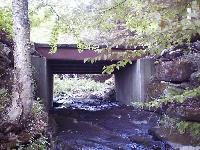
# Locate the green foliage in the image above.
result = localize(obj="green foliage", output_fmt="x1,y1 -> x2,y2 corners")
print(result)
166,86 -> 182,97
0,88 -> 9,112
30,98 -> 48,133
14,134 -> 49,150
84,49 -> 147,74
25,135 -> 49,150
0,7 -> 12,37
0,0 -> 54,40
26,135 -> 49,150
198,74 -> 200,81
32,98 -> 44,117
1,0 -> 200,74
102,59 -> 132,74
102,50 -> 146,74
18,100 -> 49,150
50,22 -> 61,53
160,115 -> 200,139
133,86 -> 200,108
40,0 -> 200,74
47,0 -> 199,51
176,121 -> 200,137
53,75 -> 110,95
29,6 -> 53,28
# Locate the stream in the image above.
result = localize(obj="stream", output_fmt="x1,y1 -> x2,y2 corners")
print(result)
50,98 -> 173,150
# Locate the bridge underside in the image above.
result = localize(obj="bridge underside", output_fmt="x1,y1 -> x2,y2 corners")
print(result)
48,60 -> 116,74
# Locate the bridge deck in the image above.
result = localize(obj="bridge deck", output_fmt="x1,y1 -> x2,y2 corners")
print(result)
35,43 -> 141,61
34,43 -> 139,74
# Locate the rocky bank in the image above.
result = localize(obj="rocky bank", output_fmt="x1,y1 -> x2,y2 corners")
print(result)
146,39 -> 200,149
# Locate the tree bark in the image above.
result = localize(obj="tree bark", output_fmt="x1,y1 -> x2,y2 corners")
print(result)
6,0 -> 33,124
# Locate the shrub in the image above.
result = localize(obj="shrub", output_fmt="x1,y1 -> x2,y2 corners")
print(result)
0,88 -> 10,113
160,115 -> 200,139
133,86 -> 200,108
0,7 -> 12,37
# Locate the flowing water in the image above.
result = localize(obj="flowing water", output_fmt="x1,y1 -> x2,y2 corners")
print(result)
50,98 -> 173,150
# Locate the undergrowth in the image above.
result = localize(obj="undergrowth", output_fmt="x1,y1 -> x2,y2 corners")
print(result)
160,115 -> 200,142
0,7 -> 12,37
29,99 -> 48,135
54,75 -> 110,95
21,100 -> 49,150
133,86 -> 200,108
12,134 -> 49,150
0,88 -> 9,113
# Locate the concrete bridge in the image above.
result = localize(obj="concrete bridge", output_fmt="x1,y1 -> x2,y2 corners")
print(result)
32,43 -> 155,110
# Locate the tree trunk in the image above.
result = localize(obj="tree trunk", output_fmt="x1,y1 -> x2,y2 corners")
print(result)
6,0 -> 33,124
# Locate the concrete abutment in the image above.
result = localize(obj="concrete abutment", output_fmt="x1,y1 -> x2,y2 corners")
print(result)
32,56 -> 51,110
115,58 -> 155,105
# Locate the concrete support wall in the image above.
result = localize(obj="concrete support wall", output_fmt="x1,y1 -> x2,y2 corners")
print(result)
115,58 -> 155,105
47,65 -> 54,111
31,56 -> 49,110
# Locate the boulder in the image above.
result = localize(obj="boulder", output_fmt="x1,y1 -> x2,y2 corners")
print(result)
0,43 -> 13,71
183,53 -> 200,70
191,40 -> 200,52
129,135 -> 167,149
190,71 -> 200,86
147,81 -> 169,99
150,127 -> 200,149
105,76 -> 115,86
103,88 -> 116,101
162,84 -> 185,97
147,80 -> 189,100
88,92 -> 103,100
155,59 -> 195,82
166,97 -> 200,122
0,30 -> 13,47
180,146 -> 200,150
160,48 -> 184,60
0,43 -> 13,90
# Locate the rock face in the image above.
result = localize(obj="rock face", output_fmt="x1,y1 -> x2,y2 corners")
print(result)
160,48 -> 184,60
147,81 -> 189,99
166,97 -> 200,122
0,42 -> 13,90
190,71 -> 200,86
103,88 -> 116,101
0,30 -> 13,47
191,40 -> 200,52
148,40 -> 200,149
155,59 -> 195,82
183,53 -> 200,70
150,127 -> 200,149
0,44 -> 12,70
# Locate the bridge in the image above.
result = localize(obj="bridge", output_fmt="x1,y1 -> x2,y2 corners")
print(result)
32,43 -> 155,110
